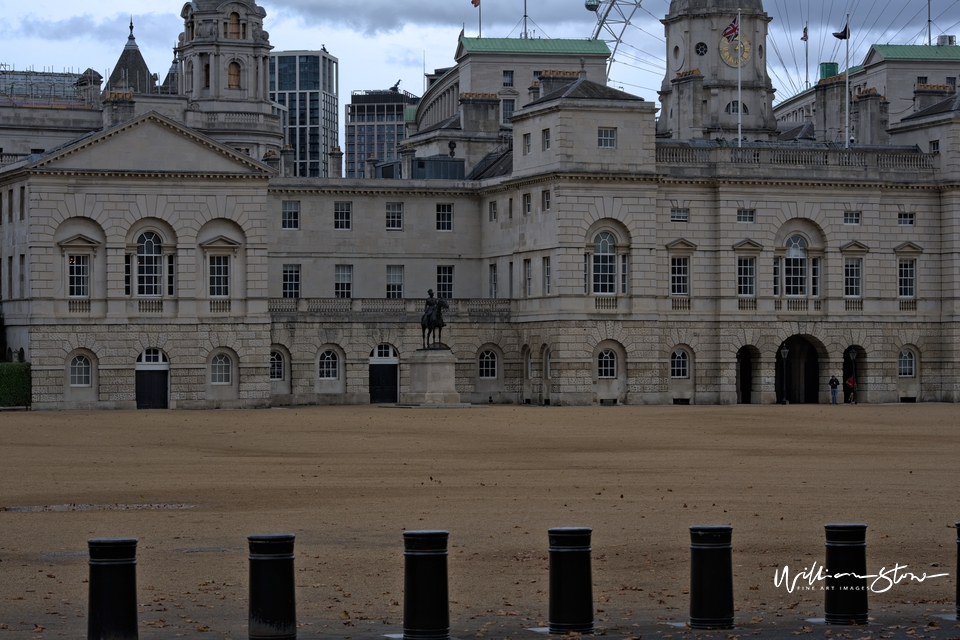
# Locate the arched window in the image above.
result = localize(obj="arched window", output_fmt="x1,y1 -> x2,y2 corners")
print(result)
228,62 -> 241,89
597,349 -> 617,378
725,101 -> 749,115
270,351 -> 284,381
671,350 -> 689,379
593,232 -> 616,294
784,235 -> 808,296
211,354 -> 232,384
479,351 -> 498,379
318,351 -> 339,379
137,348 -> 167,364
228,12 -> 241,38
70,356 -> 91,386
524,349 -> 532,379
898,350 -> 915,378
137,232 -> 162,296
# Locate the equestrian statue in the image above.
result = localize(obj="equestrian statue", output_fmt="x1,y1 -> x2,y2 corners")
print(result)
421,289 -> 449,349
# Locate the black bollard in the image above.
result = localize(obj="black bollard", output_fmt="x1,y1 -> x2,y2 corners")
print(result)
548,527 -> 594,635
689,525 -> 734,630
955,521 -> 959,619
824,523 -> 869,625
87,537 -> 139,640
403,530 -> 450,640
248,534 -> 297,640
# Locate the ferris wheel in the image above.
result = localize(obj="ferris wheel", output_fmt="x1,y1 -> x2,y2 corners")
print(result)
586,0 -> 645,81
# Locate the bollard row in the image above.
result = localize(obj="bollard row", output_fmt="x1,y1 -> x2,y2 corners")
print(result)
86,522 -> 960,639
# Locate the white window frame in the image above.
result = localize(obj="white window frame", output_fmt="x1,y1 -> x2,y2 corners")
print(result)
523,259 -> 532,297
898,212 -> 915,226
210,353 -> 232,384
542,128 -> 551,151
597,350 -> 617,379
671,350 -> 689,379
479,350 -> 498,379
282,264 -> 301,299
70,355 -> 91,386
523,133 -> 531,155
436,203 -> 453,232
898,259 -> 916,298
898,350 -> 916,378
386,202 -> 403,230
335,264 -> 353,298
270,351 -> 284,381
736,209 -> 755,223
334,202 -> 352,230
489,263 -> 498,298
670,257 -> 689,296
671,208 -> 689,222
543,257 -> 551,295
209,255 -> 230,297
844,211 -> 861,225
386,265 -> 404,299
598,128 -> 617,148
68,254 -> 90,298
318,350 -> 339,379
437,266 -> 454,299
542,190 -> 551,211
844,258 -> 862,298
737,257 -> 755,297
137,232 -> 163,297
281,201 -> 300,230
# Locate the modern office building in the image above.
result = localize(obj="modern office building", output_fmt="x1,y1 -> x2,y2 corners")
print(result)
345,87 -> 419,178
269,49 -> 339,177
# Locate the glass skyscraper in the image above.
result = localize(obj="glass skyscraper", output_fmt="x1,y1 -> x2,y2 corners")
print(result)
345,87 -> 419,179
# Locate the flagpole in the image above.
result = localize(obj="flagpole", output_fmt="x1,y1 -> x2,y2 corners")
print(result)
845,13 -> 850,148
479,0 -> 482,37
805,21 -> 809,89
737,8 -> 742,148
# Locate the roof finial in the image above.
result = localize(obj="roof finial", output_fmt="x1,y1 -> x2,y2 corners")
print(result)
129,16 -> 134,38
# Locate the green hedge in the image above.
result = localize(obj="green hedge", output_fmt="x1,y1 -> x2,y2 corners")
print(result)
0,362 -> 31,407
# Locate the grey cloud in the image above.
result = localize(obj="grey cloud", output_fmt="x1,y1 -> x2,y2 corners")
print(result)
15,13 -> 182,48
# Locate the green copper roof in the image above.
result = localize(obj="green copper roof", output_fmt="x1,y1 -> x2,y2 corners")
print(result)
459,37 -> 611,56
870,44 -> 960,60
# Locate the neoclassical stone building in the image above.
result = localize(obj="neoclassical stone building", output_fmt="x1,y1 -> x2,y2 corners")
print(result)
1,0 -> 958,409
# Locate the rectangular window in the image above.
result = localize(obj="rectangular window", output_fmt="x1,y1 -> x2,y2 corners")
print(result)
930,140 -> 940,153
620,253 -> 628,294
282,264 -> 301,298
593,252 -> 616,294
543,257 -> 551,295
844,210 -> 861,225
811,258 -> 821,297
523,259 -> 532,297
523,133 -> 531,155
898,211 -> 915,226
737,257 -> 755,297
844,258 -> 861,297
19,186 -> 25,220
670,208 -> 689,222
917,76 -> 928,85
523,194 -> 532,215
124,254 -> 131,296
436,203 -> 453,231
437,266 -> 454,299
489,264 -> 498,298
6,256 -> 11,299
386,265 -> 403,299
502,99 -> 515,124
19,254 -> 24,297
542,190 -> 551,211
68,254 -> 89,297
209,255 -> 230,297
335,264 -> 353,298
281,201 -> 300,229
542,128 -> 551,151
508,198 -> 514,219
386,202 -> 403,230
7,190 -> 12,224
899,259 -> 915,298
334,202 -> 352,230
503,70 -> 514,87
785,256 -> 807,296
138,250 -> 162,297
948,77 -> 957,90
489,201 -> 497,222
167,254 -> 175,296
670,257 -> 689,296
509,261 -> 514,298
773,257 -> 780,297
736,209 -> 755,223
598,128 -> 617,148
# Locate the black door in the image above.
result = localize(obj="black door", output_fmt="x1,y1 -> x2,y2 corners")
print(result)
136,370 -> 168,409
737,347 -> 753,404
369,364 -> 398,404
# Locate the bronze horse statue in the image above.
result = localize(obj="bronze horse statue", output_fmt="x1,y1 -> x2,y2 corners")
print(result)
421,295 -> 449,348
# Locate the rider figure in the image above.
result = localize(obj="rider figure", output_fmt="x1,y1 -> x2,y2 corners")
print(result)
423,289 -> 446,329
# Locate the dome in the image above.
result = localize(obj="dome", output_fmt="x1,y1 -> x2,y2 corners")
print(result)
669,0 -> 765,15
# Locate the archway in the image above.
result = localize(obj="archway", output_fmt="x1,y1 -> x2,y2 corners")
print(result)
775,336 -> 820,404
368,344 -> 399,404
136,348 -> 169,409
842,345 -> 866,403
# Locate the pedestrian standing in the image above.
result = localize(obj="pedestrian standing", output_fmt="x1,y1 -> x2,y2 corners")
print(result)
845,375 -> 857,404
829,375 -> 840,404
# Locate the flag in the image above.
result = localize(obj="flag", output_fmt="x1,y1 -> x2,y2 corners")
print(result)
471,0 -> 480,6
722,15 -> 740,43
801,26 -> 808,42
833,23 -> 849,40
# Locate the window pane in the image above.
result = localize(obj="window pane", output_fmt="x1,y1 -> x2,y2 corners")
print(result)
386,265 -> 404,299
68,254 -> 89,297
137,232 -> 162,296
671,257 -> 689,296
70,355 -> 91,386
335,265 -> 353,298
598,350 -> 616,378
283,264 -> 301,298
282,201 -> 300,229
319,350 -> 339,379
437,266 -> 454,299
211,354 -> 231,384
737,257 -> 755,296
479,351 -> 497,378
270,351 -> 284,381
335,202 -> 352,230
209,256 -> 230,297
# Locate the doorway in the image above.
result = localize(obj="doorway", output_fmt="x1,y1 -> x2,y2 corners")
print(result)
369,344 -> 399,404
775,336 -> 821,404
135,348 -> 169,409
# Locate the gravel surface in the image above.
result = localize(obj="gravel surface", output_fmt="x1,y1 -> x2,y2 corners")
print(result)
1,404 -> 958,639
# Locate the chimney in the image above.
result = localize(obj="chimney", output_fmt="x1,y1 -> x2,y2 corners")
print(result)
103,91 -> 135,126
459,93 -> 500,134
914,84 -> 955,113
855,89 -> 889,145
280,144 -> 295,177
527,81 -> 541,105
76,69 -> 103,109
537,70 -> 580,97
328,146 -> 344,178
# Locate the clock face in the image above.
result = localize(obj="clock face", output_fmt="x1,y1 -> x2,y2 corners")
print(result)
719,36 -> 751,67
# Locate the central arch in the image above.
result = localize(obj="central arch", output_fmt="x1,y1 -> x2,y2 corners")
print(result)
775,336 -> 822,404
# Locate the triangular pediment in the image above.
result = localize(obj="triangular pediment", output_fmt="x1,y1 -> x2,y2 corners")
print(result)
840,240 -> 870,254
57,234 -> 102,255
732,238 -> 763,253
666,238 -> 697,253
28,112 -> 272,176
862,46 -> 883,67
199,235 -> 242,251
894,241 -> 924,255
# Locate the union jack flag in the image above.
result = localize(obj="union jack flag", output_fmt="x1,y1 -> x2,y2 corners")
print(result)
722,15 -> 740,43
801,26 -> 808,42
471,0 -> 480,6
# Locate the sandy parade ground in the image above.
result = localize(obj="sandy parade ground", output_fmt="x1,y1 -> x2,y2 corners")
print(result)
1,404 -> 959,639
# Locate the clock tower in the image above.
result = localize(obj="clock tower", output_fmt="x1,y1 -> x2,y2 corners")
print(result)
656,0 -> 778,141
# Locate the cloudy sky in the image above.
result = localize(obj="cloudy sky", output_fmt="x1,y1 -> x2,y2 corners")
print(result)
6,0 -> 960,108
